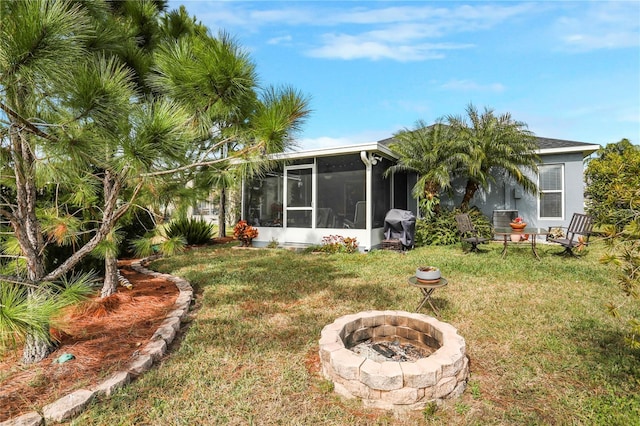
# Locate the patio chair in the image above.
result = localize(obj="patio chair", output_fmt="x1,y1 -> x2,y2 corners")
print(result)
455,213 -> 490,252
547,213 -> 594,256
344,201 -> 366,229
316,208 -> 336,228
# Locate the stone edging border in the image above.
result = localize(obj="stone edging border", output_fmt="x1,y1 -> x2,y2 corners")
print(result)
2,257 -> 193,426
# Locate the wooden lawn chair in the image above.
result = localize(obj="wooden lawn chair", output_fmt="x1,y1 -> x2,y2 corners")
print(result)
455,214 -> 489,252
547,213 -> 594,256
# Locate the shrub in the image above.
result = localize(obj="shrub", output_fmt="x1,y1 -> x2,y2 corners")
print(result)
319,235 -> 359,253
130,231 -> 186,258
233,220 -> 258,246
414,208 -> 492,246
118,209 -> 157,257
166,217 -> 214,245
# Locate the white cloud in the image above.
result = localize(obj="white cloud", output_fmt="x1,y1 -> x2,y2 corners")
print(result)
298,136 -> 355,150
247,3 -> 535,29
181,2 -> 534,61
554,2 -> 640,51
440,79 -> 506,93
297,129 -> 394,150
267,35 -> 292,45
307,33 -> 472,61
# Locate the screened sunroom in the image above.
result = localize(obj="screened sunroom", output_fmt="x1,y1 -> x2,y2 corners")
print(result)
241,143 -> 416,251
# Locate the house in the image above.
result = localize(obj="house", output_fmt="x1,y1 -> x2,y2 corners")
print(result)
240,136 -> 600,251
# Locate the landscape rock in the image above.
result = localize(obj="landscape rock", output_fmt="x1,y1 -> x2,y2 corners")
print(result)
127,354 -> 154,376
92,371 -> 131,397
0,411 -> 43,426
42,389 -> 95,422
142,339 -> 167,361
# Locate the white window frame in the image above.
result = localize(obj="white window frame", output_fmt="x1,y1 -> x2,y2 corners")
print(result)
283,163 -> 315,228
538,163 -> 565,220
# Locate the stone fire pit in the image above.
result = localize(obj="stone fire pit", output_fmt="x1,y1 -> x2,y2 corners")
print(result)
319,310 -> 469,411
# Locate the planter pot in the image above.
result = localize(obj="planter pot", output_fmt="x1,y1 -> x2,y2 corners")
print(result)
510,234 -> 521,242
510,222 -> 527,230
416,266 -> 441,280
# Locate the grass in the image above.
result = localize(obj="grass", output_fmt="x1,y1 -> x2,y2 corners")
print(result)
73,240 -> 640,425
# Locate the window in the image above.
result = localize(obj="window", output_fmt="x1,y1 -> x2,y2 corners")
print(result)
244,153 -> 387,230
243,167 -> 284,227
538,164 -> 564,219
316,155 -> 365,229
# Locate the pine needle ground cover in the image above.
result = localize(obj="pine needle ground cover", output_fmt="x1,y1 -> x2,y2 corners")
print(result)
75,242 -> 640,425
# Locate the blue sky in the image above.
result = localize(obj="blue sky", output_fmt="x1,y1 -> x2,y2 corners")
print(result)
170,1 -> 640,150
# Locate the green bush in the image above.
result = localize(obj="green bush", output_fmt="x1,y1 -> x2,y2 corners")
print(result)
166,217 -> 214,245
414,208 -> 492,246
118,209 -> 158,257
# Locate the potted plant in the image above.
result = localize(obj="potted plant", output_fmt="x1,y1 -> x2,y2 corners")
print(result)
416,266 -> 441,281
510,216 -> 527,230
233,220 -> 259,247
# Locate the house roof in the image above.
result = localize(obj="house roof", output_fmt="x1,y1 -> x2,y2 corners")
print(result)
534,137 -> 600,156
275,130 -> 600,161
378,133 -> 600,157
271,142 -> 397,161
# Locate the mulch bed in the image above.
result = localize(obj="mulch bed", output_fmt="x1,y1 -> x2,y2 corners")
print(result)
0,260 -> 178,422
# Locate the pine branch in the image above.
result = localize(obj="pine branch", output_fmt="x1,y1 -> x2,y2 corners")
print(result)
0,102 -> 55,142
140,143 -> 262,178
0,274 -> 41,289
0,207 -> 16,221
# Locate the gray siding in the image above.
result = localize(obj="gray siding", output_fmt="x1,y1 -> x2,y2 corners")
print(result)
438,152 -> 585,229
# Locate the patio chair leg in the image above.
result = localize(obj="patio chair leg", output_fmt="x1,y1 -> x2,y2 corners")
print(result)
554,247 -> 576,257
470,242 -> 488,253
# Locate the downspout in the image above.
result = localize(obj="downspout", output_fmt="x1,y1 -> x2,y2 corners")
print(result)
360,151 -> 373,251
360,150 -> 372,168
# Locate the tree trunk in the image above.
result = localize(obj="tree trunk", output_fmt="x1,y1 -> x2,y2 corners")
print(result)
460,180 -> 479,212
19,173 -> 126,363
21,286 -> 54,364
218,186 -> 226,238
21,330 -> 54,365
101,255 -> 119,298
9,126 -> 56,364
21,273 -> 55,364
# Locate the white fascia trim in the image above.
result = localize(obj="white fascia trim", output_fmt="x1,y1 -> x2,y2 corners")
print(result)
268,142 -> 397,161
537,145 -> 600,156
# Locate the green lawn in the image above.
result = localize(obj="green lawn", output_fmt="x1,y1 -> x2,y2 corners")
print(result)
74,240 -> 640,425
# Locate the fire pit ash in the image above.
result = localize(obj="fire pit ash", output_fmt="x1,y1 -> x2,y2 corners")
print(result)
351,338 -> 435,362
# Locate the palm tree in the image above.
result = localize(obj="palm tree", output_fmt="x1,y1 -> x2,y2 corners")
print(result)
446,104 -> 540,211
386,120 -> 461,217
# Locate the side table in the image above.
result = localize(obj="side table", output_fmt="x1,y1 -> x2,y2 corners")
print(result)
407,276 -> 448,315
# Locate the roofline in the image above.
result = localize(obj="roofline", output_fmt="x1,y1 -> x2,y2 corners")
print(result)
269,140 -> 600,161
270,142 -> 397,160
537,144 -> 600,156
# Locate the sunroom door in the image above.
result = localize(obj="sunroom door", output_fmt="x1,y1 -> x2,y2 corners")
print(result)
284,165 -> 314,228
